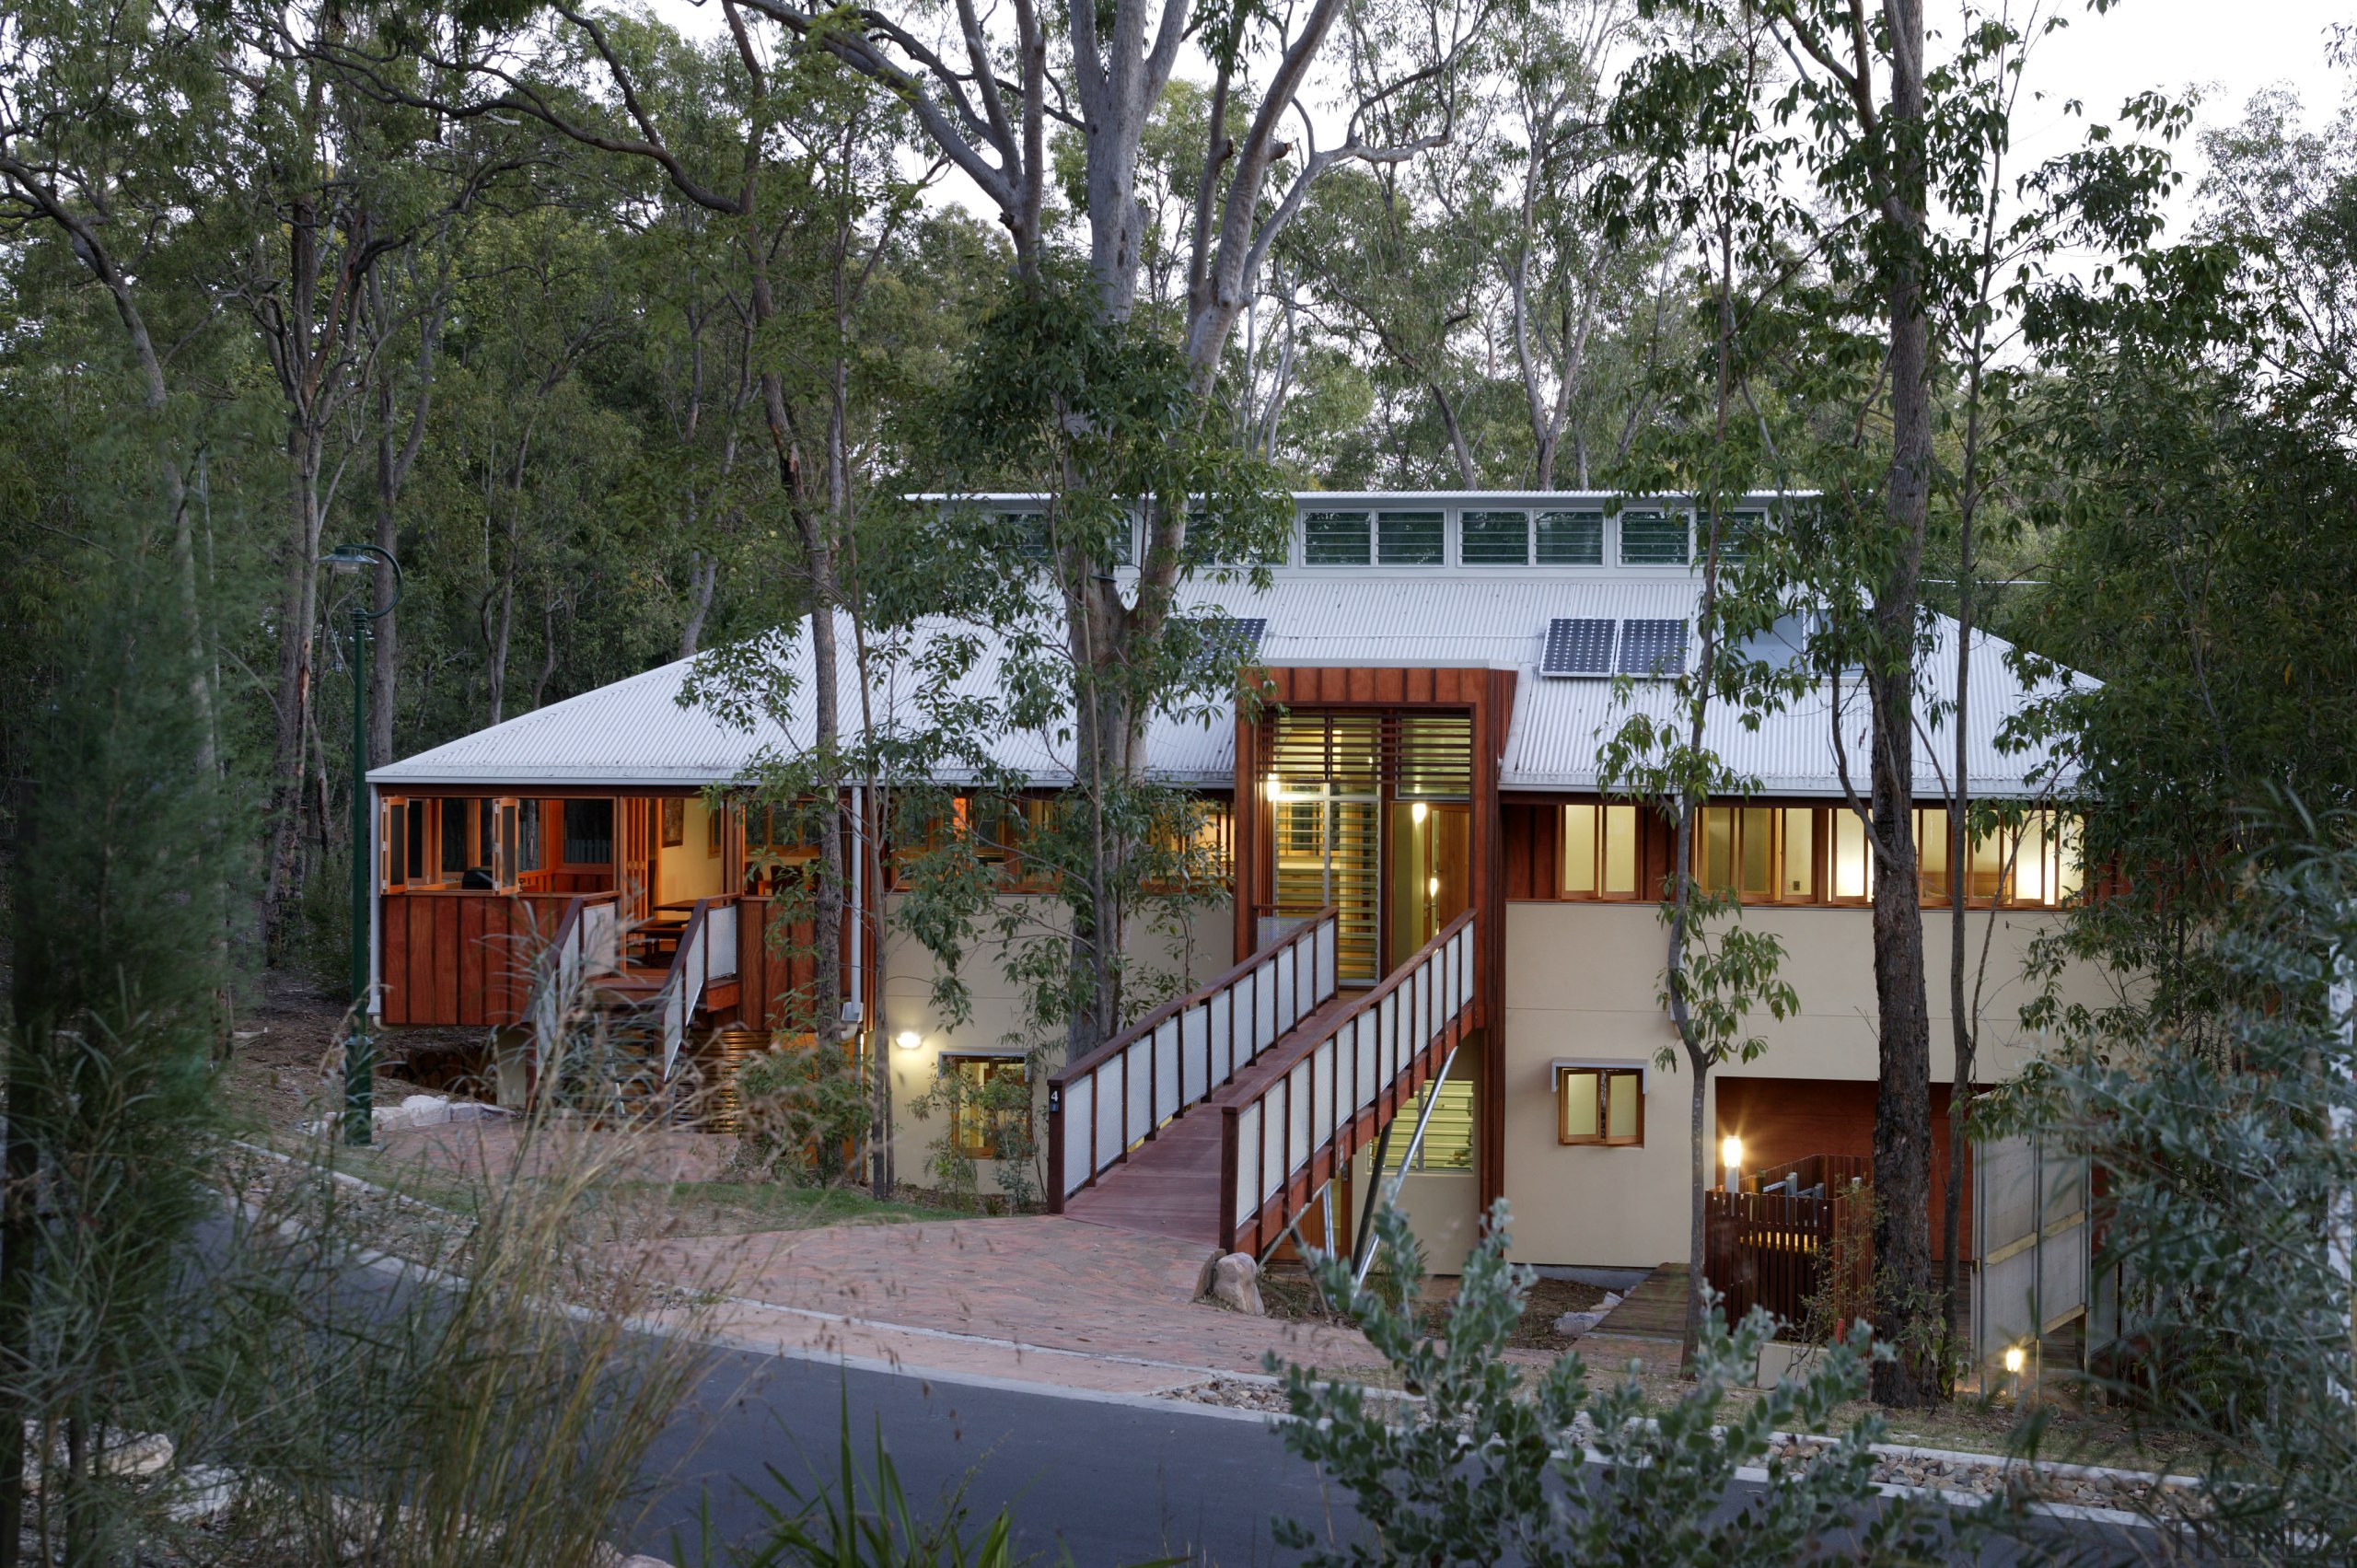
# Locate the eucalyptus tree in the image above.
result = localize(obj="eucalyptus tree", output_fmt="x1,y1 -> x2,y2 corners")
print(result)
1596,0 -> 1817,1365
1282,157 -> 1506,485
0,0 -> 239,788
1608,0 -> 2190,1404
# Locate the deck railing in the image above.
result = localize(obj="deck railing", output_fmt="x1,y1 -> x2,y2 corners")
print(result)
1221,911 -> 1476,1257
658,895 -> 740,1079
1048,907 -> 1340,1208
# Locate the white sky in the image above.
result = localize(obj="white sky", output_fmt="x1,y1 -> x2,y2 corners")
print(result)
646,0 -> 2350,238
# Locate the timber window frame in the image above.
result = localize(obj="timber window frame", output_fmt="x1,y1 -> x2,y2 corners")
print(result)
1557,1064 -> 1645,1147
1559,802 -> 1643,900
941,1053 -> 1028,1159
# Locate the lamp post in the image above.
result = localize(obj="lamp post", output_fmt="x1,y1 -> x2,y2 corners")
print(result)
323,543 -> 403,1145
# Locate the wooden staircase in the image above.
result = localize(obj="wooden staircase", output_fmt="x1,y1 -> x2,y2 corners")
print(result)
528,894 -> 749,1121
1049,910 -> 1479,1257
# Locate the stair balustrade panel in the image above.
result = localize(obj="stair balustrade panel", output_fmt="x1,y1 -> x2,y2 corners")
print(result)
1047,909 -> 1341,1205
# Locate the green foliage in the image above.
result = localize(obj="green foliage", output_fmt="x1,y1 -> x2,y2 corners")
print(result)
2,471 -> 239,1560
906,1051 -> 1042,1209
1271,1201 -> 1952,1567
1998,809 -> 2357,1561
737,1040 -> 877,1188
284,849 -> 358,1003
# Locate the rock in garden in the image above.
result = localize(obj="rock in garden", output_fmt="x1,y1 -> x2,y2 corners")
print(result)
1208,1252 -> 1264,1315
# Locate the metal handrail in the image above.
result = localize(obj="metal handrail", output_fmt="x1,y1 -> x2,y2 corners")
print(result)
1047,905 -> 1341,1208
1219,910 -> 1478,1257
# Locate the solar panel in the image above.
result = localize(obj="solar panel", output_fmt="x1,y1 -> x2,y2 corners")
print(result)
1540,618 -> 1615,678
1188,616 -> 1267,668
1618,618 -> 1689,677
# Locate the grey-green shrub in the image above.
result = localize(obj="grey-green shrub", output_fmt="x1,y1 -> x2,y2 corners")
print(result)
1270,1201 -> 1954,1567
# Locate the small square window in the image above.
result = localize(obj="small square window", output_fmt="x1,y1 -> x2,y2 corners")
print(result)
1559,1066 -> 1644,1146
1377,511 -> 1444,564
1620,510 -> 1690,565
1304,511 -> 1372,564
1460,510 -> 1530,564
1536,510 -> 1606,564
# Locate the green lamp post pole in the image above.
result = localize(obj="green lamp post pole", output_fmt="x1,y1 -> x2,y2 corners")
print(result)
324,543 -> 402,1146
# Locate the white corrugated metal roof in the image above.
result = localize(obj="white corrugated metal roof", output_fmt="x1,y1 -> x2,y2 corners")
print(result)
369,571 -> 2082,797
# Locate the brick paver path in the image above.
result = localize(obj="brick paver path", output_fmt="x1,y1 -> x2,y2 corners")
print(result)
647,1215 -> 1380,1388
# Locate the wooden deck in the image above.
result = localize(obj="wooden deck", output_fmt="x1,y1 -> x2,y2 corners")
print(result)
1062,989 -> 1367,1248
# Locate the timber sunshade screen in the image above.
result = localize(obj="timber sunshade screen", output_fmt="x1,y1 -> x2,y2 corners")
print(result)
1263,709 -> 1475,982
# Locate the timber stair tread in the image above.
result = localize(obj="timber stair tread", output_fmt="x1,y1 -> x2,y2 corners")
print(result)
1062,988 -> 1372,1248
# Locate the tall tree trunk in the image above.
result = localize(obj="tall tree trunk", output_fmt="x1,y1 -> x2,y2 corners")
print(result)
264,426 -> 326,947
679,552 -> 719,658
366,274 -> 445,769
484,554 -> 517,727
748,247 -> 842,1052
1867,0 -> 1938,1411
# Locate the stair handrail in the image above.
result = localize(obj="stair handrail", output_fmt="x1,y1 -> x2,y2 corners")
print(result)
1219,910 -> 1477,1257
656,893 -> 743,1081
528,891 -> 620,1085
1047,905 -> 1341,1209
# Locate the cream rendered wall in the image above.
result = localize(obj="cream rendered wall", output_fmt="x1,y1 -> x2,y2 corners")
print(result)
657,799 -> 725,905
1498,900 -> 2119,1268
872,893 -> 1233,1193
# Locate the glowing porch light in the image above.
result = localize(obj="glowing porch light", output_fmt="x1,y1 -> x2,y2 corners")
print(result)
893,1029 -> 923,1052
1411,801 -> 1428,824
1720,1134 -> 1743,1191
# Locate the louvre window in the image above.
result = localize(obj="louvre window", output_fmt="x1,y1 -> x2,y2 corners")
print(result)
1383,1074 -> 1475,1171
1459,510 -> 1529,564
1377,510 -> 1445,563
1713,509 -> 1766,563
1536,510 -> 1606,564
1620,510 -> 1689,565
1304,510 -> 1372,564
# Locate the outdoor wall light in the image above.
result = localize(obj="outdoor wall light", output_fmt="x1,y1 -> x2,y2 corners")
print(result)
1411,801 -> 1428,824
893,1029 -> 923,1052
2003,1344 -> 2026,1376
1426,876 -> 1440,899
1720,1134 -> 1743,1191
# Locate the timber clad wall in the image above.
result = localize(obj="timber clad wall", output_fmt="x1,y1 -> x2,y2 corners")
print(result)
735,896 -> 858,1034
379,890 -> 578,1027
